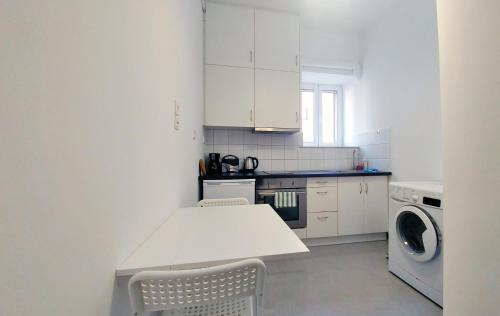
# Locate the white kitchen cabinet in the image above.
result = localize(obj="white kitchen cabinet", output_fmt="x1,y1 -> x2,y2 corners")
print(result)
363,176 -> 389,233
255,10 -> 300,72
307,177 -> 338,188
204,4 -> 301,129
338,176 -> 388,235
306,177 -> 338,239
307,212 -> 338,238
338,177 -> 365,235
254,69 -> 300,130
307,186 -> 338,212
205,3 -> 254,68
205,65 -> 254,127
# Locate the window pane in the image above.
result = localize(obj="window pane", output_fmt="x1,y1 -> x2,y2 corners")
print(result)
301,90 -> 314,143
321,91 -> 336,144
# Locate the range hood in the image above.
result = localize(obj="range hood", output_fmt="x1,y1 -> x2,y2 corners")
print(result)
254,127 -> 301,133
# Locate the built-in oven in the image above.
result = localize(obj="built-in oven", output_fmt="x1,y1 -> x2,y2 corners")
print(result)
255,178 -> 307,229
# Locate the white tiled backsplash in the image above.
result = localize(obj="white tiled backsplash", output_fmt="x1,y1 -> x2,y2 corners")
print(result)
204,128 -> 357,172
357,127 -> 392,171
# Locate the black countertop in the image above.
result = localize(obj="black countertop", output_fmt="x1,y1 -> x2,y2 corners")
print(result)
199,170 -> 391,180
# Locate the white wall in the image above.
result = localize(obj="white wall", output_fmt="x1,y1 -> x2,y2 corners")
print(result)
343,79 -> 361,146
437,1 -> 500,314
301,27 -> 360,68
0,1 -> 204,315
352,0 -> 442,180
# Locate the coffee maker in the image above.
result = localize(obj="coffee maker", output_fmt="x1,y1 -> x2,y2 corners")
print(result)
207,153 -> 222,175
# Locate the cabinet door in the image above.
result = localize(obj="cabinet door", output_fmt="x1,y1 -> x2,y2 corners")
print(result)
254,69 -> 300,129
338,177 -> 364,236
205,3 -> 254,68
255,10 -> 299,72
363,176 -> 389,234
205,65 -> 254,127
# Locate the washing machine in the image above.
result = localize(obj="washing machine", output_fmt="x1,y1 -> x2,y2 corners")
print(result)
388,182 -> 443,306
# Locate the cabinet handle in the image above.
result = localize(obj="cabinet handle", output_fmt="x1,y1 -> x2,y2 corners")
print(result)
316,191 -> 328,195
250,109 -> 253,122
365,183 -> 368,194
317,216 -> 329,221
316,181 -> 328,184
359,183 -> 362,194
250,50 -> 253,63
295,55 -> 298,66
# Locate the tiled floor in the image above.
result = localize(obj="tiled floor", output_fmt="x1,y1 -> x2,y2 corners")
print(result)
263,241 -> 443,316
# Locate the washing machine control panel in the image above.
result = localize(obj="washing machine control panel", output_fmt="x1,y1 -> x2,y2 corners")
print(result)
391,185 -> 443,209
423,196 -> 442,208
391,186 -> 416,202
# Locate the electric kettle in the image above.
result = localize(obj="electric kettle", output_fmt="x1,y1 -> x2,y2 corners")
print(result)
243,156 -> 259,172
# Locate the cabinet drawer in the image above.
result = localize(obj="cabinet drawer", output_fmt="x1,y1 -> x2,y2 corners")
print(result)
307,186 -> 338,212
307,212 -> 338,238
307,177 -> 337,188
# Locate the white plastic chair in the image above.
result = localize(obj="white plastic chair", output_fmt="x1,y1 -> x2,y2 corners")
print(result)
128,259 -> 266,316
197,197 -> 250,207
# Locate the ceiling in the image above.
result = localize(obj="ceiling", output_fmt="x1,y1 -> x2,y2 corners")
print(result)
209,0 -> 399,32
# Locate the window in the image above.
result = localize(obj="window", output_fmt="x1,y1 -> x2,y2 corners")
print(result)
301,84 -> 343,146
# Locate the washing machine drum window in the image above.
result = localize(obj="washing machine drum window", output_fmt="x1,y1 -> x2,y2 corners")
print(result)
395,206 -> 440,262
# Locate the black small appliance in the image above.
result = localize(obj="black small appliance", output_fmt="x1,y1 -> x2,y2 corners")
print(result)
221,155 -> 240,173
207,153 -> 222,175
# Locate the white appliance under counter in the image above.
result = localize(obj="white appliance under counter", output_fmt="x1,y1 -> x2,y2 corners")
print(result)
203,179 -> 256,204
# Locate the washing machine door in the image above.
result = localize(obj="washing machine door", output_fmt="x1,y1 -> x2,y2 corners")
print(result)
395,205 -> 439,262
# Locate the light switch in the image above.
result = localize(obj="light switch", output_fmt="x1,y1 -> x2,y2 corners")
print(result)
174,101 -> 180,115
174,100 -> 180,130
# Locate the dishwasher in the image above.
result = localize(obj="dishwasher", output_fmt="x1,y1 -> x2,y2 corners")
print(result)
202,179 -> 256,204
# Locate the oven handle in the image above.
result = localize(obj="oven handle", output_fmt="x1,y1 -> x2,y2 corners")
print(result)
257,191 -> 306,197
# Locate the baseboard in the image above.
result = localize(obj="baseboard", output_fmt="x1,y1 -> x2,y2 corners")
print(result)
302,233 -> 387,247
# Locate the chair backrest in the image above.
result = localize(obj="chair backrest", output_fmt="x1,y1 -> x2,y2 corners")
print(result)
128,258 -> 266,316
197,197 -> 250,207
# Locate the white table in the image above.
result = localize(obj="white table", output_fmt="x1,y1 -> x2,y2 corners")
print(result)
116,204 -> 309,276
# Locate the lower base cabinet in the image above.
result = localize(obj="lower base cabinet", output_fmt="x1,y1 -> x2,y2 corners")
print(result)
338,176 -> 388,235
301,176 -> 388,240
307,212 -> 338,238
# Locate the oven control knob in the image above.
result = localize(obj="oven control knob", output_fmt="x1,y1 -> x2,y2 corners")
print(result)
411,195 -> 419,203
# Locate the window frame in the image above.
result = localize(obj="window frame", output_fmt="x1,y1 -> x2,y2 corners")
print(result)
301,83 -> 343,147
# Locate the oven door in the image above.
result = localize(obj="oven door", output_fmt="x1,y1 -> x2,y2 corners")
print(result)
256,189 -> 307,229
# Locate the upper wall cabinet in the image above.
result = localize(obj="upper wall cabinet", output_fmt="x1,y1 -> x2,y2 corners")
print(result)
255,10 -> 300,72
205,3 -> 254,68
255,70 -> 300,130
204,3 -> 300,129
205,65 -> 254,128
